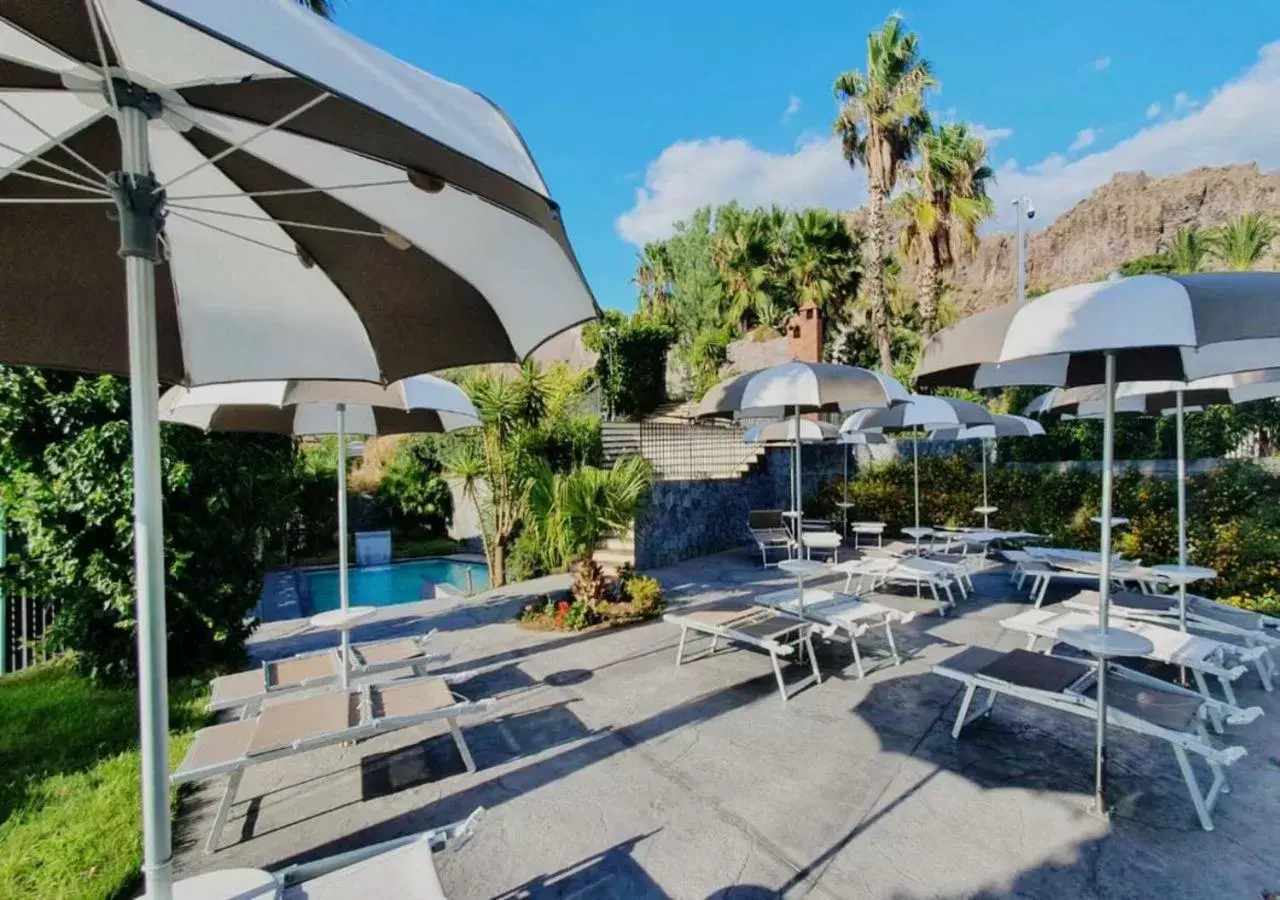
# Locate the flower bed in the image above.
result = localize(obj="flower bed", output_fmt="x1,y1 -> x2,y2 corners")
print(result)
518,557 -> 666,632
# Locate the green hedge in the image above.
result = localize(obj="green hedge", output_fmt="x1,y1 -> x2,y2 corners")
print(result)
584,310 -> 676,419
811,454 -> 1280,608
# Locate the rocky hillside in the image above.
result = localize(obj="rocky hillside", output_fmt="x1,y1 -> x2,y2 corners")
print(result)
948,164 -> 1280,314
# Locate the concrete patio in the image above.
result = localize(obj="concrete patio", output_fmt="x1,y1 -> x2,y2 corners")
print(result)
172,549 -> 1280,898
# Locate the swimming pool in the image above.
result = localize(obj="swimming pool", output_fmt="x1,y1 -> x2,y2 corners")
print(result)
299,557 -> 489,613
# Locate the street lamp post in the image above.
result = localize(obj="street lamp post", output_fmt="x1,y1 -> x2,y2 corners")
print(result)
1012,196 -> 1035,304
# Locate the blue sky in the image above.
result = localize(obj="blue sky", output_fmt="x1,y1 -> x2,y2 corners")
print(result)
337,1 -> 1280,313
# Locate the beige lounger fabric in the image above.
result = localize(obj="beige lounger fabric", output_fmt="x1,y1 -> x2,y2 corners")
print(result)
248,692 -> 357,756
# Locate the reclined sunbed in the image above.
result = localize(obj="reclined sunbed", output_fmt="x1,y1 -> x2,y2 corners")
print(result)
933,646 -> 1258,831
1001,607 -> 1268,718
1003,551 -> 1160,608
754,587 -> 918,678
664,598 -> 821,702
208,631 -> 443,712
832,555 -> 962,615
747,510 -> 795,567
870,541 -> 979,594
173,671 -> 494,853
1063,590 -> 1277,691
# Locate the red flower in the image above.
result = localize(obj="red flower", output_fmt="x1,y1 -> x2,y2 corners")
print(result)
557,600 -> 571,612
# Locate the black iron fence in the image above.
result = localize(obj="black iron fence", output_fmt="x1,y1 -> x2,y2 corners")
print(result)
633,420 -> 764,481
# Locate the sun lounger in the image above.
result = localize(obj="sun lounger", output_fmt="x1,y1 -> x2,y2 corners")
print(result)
274,807 -> 483,900
933,646 -> 1258,831
755,587 -> 918,678
173,671 -> 495,853
870,542 -> 979,595
208,631 -> 444,712
1062,590 -> 1277,691
748,510 -> 796,566
832,556 -> 961,615
1001,607 -> 1268,719
664,599 -> 821,702
1002,552 -> 1159,608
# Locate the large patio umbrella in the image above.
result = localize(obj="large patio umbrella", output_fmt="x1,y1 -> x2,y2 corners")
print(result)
1026,370 -> 1280,634
745,418 -> 839,521
929,414 -> 1045,528
0,5 -> 596,895
841,396 -> 993,532
696,362 -> 908,553
160,376 -> 479,689
915,273 -> 1280,821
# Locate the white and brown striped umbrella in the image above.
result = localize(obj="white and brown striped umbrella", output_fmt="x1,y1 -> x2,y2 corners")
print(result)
158,376 -> 480,436
916,274 -> 1280,390
0,1 -> 598,385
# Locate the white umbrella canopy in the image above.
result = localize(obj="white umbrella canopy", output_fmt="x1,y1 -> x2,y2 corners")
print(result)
696,362 -> 907,554
916,274 -> 1280,822
929,415 -> 1045,528
160,375 -> 478,692
0,5 -> 596,896
842,395 -> 994,531
743,419 -> 839,444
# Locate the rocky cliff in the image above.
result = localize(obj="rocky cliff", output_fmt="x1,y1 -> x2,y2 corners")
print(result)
947,164 -> 1280,314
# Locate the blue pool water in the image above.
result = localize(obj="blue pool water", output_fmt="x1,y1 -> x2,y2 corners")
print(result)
301,558 -> 489,612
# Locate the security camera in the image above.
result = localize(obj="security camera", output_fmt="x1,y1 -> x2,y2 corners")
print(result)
1025,199 -> 1036,219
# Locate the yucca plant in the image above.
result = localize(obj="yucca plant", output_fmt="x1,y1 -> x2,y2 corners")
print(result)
524,455 -> 651,571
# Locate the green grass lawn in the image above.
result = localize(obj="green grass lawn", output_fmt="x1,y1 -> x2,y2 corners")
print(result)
0,659 -> 207,900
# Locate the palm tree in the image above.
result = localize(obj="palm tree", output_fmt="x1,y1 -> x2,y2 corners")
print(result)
1167,226 -> 1209,274
634,242 -> 674,313
897,122 -> 994,336
833,15 -> 935,371
1209,214 -> 1277,271
785,209 -> 859,333
297,0 -> 336,16
713,206 -> 781,330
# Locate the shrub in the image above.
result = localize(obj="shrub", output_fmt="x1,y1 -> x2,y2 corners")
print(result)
623,575 -> 665,617
584,310 -> 677,419
375,435 -> 452,539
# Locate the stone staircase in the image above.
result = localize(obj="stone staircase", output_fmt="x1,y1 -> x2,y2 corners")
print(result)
600,416 -> 766,481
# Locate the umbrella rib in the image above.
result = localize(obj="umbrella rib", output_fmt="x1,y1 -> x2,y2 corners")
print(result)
166,210 -> 299,256
167,180 -> 406,202
0,95 -> 107,183
155,91 -> 332,195
0,195 -> 110,204
166,203 -> 386,238
84,0 -> 120,116
1,167 -> 108,195
0,136 -> 104,189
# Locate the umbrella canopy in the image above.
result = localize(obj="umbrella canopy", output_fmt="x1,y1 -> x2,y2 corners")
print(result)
1026,369 -> 1280,418
159,375 -> 479,434
914,273 -> 1280,823
932,414 -> 1046,441
0,5 -> 597,896
694,361 -> 908,418
842,396 -> 994,532
915,274 -> 1280,390
743,419 -> 839,444
0,0 -> 598,385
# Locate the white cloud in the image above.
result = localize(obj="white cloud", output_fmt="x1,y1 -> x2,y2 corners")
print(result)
1092,56 -> 1112,72
781,94 -> 802,125
616,42 -> 1280,245
615,136 -> 865,245
1069,127 -> 1097,151
1145,102 -> 1162,120
1173,90 -> 1199,111
971,123 -> 1013,147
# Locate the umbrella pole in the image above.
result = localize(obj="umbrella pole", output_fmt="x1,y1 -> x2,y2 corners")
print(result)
843,444 -> 849,536
794,408 -> 805,558
337,403 -> 351,689
1093,351 -> 1118,819
982,438 -> 990,529
913,436 -> 920,531
116,101 -> 173,899
1176,390 -> 1188,633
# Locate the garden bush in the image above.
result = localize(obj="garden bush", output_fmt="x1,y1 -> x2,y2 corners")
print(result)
584,309 -> 677,419
374,436 -> 452,540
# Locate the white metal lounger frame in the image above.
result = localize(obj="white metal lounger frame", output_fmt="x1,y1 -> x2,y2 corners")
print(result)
749,527 -> 795,567
177,670 -> 494,854
665,608 -> 821,702
210,630 -> 446,713
935,652 -> 1257,831
835,557 -> 960,615
1001,609 -> 1265,723
870,543 -> 977,596
1062,594 -> 1278,692
755,589 -> 919,678
273,807 -> 485,894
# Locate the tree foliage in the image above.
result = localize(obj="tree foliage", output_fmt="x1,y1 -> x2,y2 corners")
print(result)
1209,213 -> 1276,271
0,368 -> 301,682
583,309 -> 676,419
